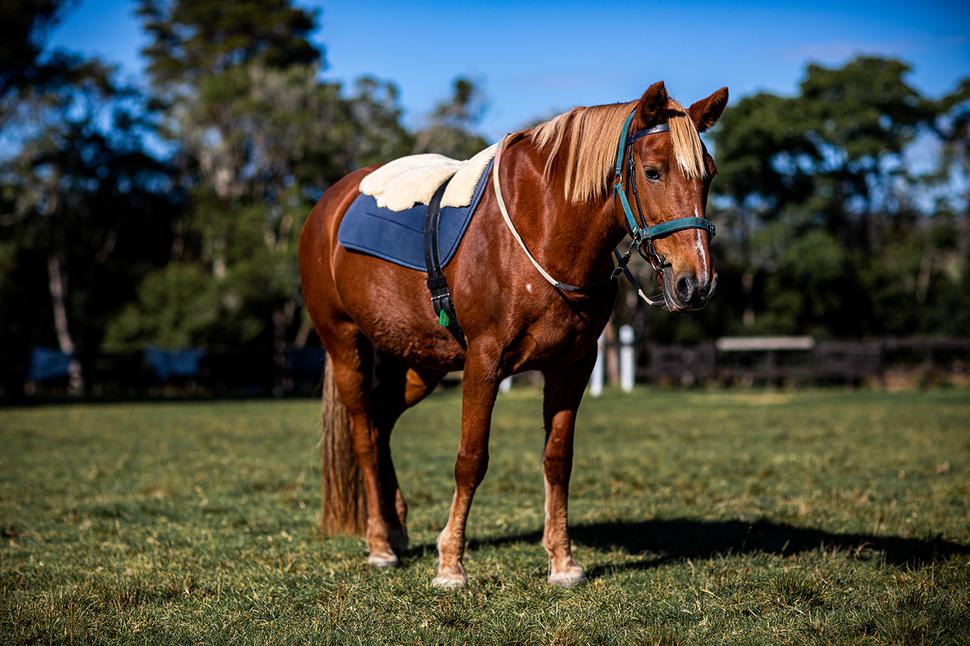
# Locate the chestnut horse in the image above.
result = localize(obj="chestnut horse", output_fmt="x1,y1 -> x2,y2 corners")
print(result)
299,81 -> 728,587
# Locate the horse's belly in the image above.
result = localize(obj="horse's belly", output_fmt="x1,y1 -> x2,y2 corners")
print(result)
333,248 -> 465,370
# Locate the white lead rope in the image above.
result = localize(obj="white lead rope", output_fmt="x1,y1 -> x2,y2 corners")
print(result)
491,135 -> 564,289
490,135 -> 662,305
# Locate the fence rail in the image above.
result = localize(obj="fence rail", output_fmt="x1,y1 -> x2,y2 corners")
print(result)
638,337 -> 967,385
17,337 -> 970,402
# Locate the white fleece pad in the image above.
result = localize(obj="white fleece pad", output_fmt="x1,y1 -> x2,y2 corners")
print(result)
359,143 -> 497,212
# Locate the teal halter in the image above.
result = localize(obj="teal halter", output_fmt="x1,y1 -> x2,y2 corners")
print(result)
487,109 -> 717,307
611,110 -> 716,272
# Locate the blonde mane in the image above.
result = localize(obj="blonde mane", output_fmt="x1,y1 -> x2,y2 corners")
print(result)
530,99 -> 706,204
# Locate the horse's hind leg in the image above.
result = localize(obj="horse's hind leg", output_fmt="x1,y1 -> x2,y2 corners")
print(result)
541,348 -> 597,587
327,336 -> 412,566
392,365 -> 446,529
332,341 -> 446,563
371,359 -> 446,553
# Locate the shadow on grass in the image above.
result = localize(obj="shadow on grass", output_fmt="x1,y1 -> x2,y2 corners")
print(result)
461,518 -> 970,579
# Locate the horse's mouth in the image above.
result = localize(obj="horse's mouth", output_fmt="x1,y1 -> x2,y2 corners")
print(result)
658,271 -> 718,312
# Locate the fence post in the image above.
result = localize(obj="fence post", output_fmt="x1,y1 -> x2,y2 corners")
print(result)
619,324 -> 635,392
589,333 -> 604,397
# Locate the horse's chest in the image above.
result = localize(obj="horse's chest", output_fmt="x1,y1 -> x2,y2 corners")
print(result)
513,291 -> 615,370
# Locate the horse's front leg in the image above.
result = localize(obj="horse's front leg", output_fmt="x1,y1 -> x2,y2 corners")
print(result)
541,348 -> 597,587
433,345 -> 500,588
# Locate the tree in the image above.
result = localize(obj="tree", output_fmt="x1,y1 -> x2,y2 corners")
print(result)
1,100 -> 175,395
0,1 -> 177,397
413,77 -> 489,158
0,0 -> 67,116
137,0 -> 320,96
127,0 -> 422,365
704,56 -> 946,339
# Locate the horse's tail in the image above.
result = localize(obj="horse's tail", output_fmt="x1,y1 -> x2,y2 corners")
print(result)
320,351 -> 367,535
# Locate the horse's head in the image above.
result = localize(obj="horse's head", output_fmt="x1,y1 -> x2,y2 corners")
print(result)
627,81 -> 728,311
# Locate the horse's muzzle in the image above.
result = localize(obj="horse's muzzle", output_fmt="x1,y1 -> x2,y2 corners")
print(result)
668,271 -> 717,311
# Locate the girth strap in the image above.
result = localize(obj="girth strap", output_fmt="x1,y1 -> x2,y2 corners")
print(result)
423,178 -> 467,348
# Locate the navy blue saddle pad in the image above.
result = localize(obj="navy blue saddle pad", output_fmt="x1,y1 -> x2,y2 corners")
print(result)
337,160 -> 493,271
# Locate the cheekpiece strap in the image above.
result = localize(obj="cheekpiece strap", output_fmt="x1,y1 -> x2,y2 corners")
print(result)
613,110 -> 714,242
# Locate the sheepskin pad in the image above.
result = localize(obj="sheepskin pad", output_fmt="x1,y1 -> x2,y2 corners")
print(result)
359,143 -> 497,212
337,156 -> 493,271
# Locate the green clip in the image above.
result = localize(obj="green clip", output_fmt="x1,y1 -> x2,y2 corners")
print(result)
438,310 -> 449,327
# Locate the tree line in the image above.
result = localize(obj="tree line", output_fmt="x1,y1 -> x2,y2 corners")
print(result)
643,57 -> 969,343
1,0 -> 967,398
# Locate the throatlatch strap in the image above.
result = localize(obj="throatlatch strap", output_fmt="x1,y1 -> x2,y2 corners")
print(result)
423,178 -> 467,348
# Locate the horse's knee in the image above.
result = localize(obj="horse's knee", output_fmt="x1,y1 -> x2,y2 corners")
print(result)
543,445 -> 573,477
454,446 -> 489,489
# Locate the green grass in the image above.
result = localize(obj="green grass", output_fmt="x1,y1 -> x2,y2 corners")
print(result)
2,389 -> 969,644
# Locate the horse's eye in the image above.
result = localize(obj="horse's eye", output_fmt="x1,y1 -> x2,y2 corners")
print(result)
644,168 -> 661,182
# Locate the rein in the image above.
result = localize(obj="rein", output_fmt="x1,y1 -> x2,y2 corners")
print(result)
491,110 -> 716,305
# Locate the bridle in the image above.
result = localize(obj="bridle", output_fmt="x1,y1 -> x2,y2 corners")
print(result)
491,109 -> 717,306
613,111 -> 715,275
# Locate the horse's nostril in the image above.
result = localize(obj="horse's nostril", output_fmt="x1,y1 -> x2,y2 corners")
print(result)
675,275 -> 695,303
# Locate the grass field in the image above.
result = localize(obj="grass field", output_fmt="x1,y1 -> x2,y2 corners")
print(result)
2,388 -> 969,644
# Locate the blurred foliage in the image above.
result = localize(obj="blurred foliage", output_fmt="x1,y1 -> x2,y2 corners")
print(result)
1,0 -> 968,398
0,0 -> 69,109
638,57 -> 969,342
413,77 -> 490,159
0,0 -> 177,395
137,0 -> 320,95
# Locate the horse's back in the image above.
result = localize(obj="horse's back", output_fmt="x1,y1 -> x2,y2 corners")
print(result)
299,164 -> 467,369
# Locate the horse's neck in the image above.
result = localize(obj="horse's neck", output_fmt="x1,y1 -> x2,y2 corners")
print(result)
511,141 -> 626,287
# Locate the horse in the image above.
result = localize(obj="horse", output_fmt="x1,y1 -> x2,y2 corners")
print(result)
298,81 -> 728,588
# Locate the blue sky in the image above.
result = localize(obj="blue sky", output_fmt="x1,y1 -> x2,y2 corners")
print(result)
50,0 -> 970,141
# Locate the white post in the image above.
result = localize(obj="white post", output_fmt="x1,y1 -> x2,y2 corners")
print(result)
589,333 -> 604,397
499,376 -> 512,393
619,324 -> 635,393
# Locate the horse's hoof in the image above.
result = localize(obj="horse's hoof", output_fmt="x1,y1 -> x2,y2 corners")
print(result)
367,552 -> 400,568
389,527 -> 409,554
432,575 -> 466,589
548,567 -> 586,588
432,570 -> 467,589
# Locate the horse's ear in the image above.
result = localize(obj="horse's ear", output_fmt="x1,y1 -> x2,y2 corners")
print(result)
688,87 -> 729,132
635,81 -> 668,129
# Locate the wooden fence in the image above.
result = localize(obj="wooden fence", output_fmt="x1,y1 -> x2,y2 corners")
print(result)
17,337 -> 970,402
638,337 -> 968,385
